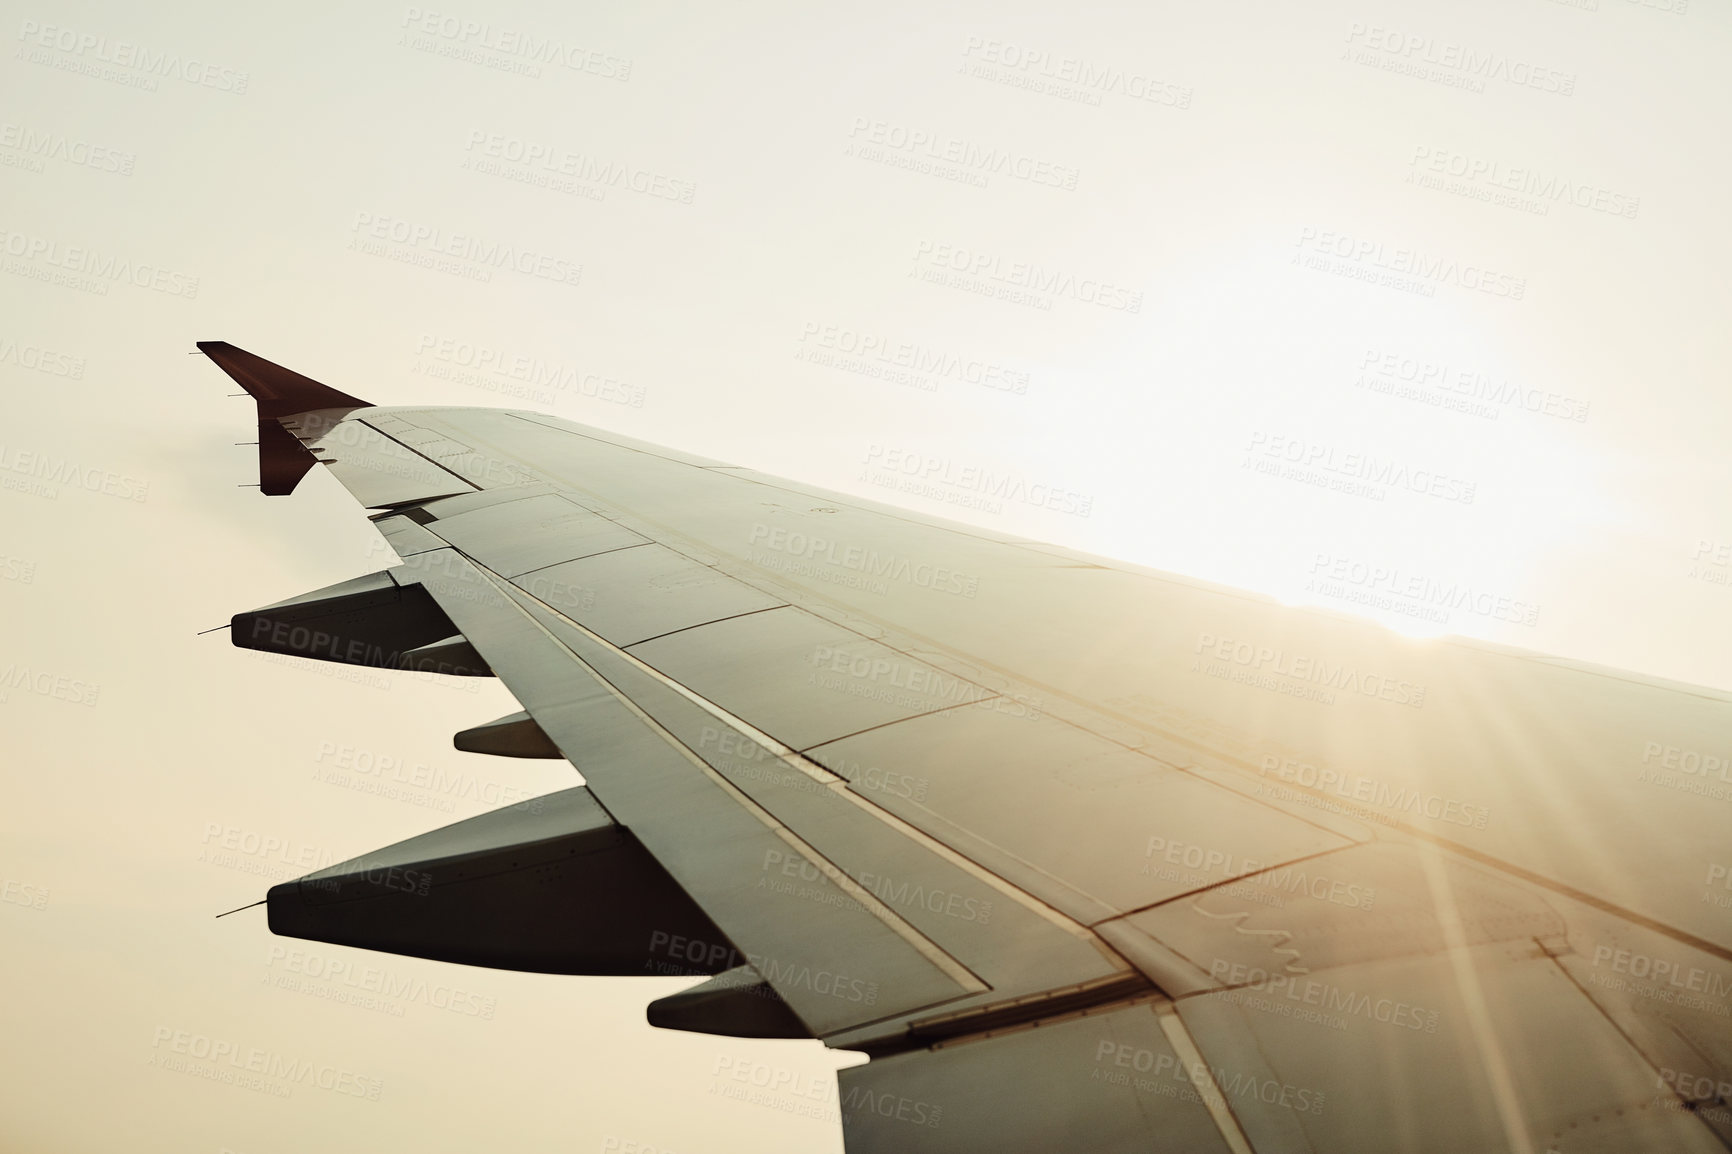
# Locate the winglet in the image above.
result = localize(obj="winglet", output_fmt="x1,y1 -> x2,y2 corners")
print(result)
198,341 -> 372,496
197,341 -> 371,419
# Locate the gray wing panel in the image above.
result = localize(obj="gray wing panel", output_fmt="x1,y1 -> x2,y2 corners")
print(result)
1548,896 -> 1732,1147
373,513 -> 447,557
1092,838 -> 1732,1151
807,709 -> 1354,927
1116,841 -> 1565,982
625,606 -> 995,752
394,546 -> 979,1035
837,999 -> 1239,1154
287,412 -> 474,507
1173,941 -> 1726,1153
835,941 -> 1727,1153
510,543 -> 786,647
427,492 -> 647,577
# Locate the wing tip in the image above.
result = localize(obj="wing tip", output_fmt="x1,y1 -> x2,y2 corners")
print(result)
198,340 -> 373,418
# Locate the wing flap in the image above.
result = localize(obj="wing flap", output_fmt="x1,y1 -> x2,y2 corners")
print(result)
837,998 -> 1240,1154
291,412 -> 473,507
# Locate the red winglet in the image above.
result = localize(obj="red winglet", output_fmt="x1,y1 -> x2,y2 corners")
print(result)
199,341 -> 372,495
197,341 -> 371,419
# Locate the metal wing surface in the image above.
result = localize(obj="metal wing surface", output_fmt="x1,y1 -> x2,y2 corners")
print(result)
204,344 -> 1732,1153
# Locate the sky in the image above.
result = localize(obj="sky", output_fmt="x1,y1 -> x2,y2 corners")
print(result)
0,0 -> 1728,1151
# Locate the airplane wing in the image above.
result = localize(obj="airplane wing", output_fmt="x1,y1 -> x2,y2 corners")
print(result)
202,342 -> 1732,1152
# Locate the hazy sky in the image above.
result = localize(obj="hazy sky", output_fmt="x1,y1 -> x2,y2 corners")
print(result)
2,0 -> 1728,1151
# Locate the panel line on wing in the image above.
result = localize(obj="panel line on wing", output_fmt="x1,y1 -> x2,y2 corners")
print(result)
1540,948 -> 1718,1125
1156,1003 -> 1258,1154
1101,843 -> 1380,927
619,603 -> 789,650
509,540 -> 653,581
353,415 -> 487,490
790,697 -> 1012,755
